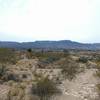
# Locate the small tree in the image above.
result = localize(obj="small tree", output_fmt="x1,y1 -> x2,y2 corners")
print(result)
27,48 -> 33,59
27,48 -> 32,53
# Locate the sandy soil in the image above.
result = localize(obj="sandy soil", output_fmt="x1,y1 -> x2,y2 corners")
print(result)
0,85 -> 9,100
56,69 -> 98,100
0,59 -> 99,100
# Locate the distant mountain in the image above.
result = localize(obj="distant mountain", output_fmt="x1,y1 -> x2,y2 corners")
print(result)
0,40 -> 100,50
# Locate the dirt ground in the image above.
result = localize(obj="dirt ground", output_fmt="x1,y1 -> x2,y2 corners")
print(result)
0,59 -> 99,100
56,69 -> 98,100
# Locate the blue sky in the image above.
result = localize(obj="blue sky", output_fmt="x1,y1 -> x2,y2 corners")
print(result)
0,0 -> 100,43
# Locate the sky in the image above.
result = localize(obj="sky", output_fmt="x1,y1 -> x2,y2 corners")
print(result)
0,0 -> 100,43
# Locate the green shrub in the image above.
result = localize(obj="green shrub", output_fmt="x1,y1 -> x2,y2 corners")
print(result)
0,64 -> 7,78
5,73 -> 20,82
61,60 -> 80,80
63,49 -> 70,57
0,65 -> 20,82
27,48 -> 32,53
26,48 -> 34,59
32,76 -> 61,100
38,56 -> 60,68
37,53 -> 62,68
78,57 -> 88,63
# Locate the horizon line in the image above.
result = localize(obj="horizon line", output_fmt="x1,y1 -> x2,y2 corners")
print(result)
0,40 -> 100,44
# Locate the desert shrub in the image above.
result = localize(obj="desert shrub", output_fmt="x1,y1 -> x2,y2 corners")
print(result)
94,55 -> 100,62
1,72 -> 20,82
0,65 -> 18,82
0,64 -> 7,78
63,49 -> 70,57
96,70 -> 100,78
0,66 -> 20,82
32,76 -> 61,100
95,63 -> 100,77
27,48 -> 32,53
7,85 -> 25,100
40,56 -> 59,64
78,56 -> 88,63
38,56 -> 60,68
61,59 -> 80,80
22,74 -> 27,79
96,84 -> 100,99
6,73 -> 20,82
45,56 -> 60,63
97,84 -> 100,91
0,48 -> 17,64
37,53 -> 62,69
32,50 -> 69,59
95,62 -> 100,99
26,48 -> 34,59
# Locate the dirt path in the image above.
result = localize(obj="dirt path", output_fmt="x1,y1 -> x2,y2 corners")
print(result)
57,69 -> 98,100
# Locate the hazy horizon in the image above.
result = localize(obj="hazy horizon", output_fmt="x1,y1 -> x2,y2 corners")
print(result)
1,39 -> 100,44
0,0 -> 100,43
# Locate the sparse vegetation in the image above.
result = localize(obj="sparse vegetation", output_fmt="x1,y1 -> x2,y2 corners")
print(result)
0,48 -> 99,100
61,59 -> 80,80
27,48 -> 32,53
95,60 -> 100,99
27,48 -> 33,59
38,56 -> 60,68
78,56 -> 88,63
0,48 -> 17,64
5,73 -> 20,82
32,76 -> 61,100
7,84 -> 25,100
32,50 -> 70,59
0,64 -> 7,78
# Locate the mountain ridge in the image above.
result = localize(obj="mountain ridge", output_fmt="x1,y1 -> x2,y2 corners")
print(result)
0,40 -> 100,50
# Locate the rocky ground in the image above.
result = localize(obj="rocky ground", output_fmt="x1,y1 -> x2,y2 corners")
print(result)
58,69 -> 98,100
0,52 -> 100,100
0,85 -> 9,100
